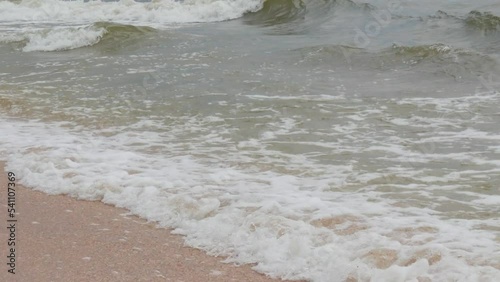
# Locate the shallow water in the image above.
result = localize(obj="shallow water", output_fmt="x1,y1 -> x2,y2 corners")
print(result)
1,0 -> 500,281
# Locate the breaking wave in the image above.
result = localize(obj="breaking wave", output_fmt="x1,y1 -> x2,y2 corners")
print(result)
1,22 -> 155,52
243,0 -> 371,34
0,0 -> 264,25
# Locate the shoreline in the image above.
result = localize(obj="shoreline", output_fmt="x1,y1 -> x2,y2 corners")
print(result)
0,161 -> 294,282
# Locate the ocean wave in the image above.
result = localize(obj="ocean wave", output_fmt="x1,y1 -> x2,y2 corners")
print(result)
391,43 -> 455,58
296,43 -> 465,63
243,0 -> 307,27
0,0 -> 264,25
243,0 -> 372,34
426,10 -> 500,34
22,25 -> 105,52
92,22 -> 156,51
2,22 -> 155,52
403,9 -> 500,35
295,43 -> 500,81
466,10 -> 500,32
389,44 -> 500,77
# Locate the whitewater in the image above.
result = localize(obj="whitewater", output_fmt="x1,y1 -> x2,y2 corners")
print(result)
1,0 -> 500,281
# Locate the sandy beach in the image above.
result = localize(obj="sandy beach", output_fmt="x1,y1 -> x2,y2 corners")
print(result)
0,162 -> 291,282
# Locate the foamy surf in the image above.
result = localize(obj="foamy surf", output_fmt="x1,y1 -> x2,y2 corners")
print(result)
0,0 -> 263,25
21,25 -> 105,51
0,0 -> 265,51
1,93 -> 499,282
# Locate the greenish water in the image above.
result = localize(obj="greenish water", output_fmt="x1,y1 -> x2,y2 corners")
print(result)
1,0 -> 499,281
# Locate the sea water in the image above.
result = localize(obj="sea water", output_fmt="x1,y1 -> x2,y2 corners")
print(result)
0,0 -> 499,281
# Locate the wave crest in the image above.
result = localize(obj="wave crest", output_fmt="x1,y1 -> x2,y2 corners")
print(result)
22,26 -> 105,52
244,0 -> 344,34
244,0 -> 307,26
465,10 -> 500,32
0,0 -> 264,25
2,22 -> 155,52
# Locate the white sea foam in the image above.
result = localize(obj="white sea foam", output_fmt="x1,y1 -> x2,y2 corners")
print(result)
0,112 -> 499,281
0,0 -> 264,25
